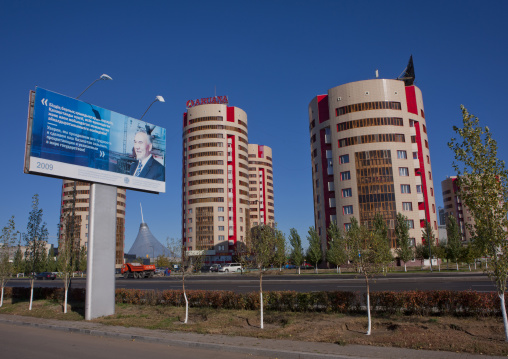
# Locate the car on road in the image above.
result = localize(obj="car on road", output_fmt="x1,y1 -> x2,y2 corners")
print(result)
35,272 -> 56,280
219,263 -> 242,273
209,264 -> 222,272
300,263 -> 314,270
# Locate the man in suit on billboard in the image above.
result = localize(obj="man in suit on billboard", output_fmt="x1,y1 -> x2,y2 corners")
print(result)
129,131 -> 165,181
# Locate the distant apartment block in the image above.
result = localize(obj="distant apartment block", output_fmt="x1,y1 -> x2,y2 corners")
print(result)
441,176 -> 473,242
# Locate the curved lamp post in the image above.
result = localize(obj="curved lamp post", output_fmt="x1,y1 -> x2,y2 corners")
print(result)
139,96 -> 165,120
76,74 -> 113,99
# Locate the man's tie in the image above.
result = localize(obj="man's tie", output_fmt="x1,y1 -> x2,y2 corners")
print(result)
135,163 -> 143,177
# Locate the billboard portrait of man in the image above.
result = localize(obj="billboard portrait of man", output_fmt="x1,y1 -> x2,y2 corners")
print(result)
129,131 -> 165,181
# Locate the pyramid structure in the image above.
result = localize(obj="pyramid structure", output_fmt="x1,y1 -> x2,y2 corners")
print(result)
127,222 -> 167,259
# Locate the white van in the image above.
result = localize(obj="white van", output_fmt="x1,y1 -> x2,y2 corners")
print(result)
218,263 -> 242,273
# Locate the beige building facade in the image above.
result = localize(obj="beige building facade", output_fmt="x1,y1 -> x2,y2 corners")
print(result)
248,144 -> 275,227
309,78 -> 438,252
441,176 -> 473,242
182,102 -> 251,263
59,180 -> 126,266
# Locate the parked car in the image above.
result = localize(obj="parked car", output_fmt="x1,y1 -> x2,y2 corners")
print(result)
200,265 -> 211,273
209,264 -> 221,272
35,272 -> 56,280
300,263 -> 314,270
284,264 -> 297,269
219,263 -> 242,273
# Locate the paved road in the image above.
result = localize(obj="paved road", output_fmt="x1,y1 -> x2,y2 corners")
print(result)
0,322 -> 271,359
7,272 -> 497,293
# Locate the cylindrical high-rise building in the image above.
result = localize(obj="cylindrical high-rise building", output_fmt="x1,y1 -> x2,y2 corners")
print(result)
60,180 -> 126,267
182,100 -> 250,263
248,144 -> 274,227
309,77 -> 437,252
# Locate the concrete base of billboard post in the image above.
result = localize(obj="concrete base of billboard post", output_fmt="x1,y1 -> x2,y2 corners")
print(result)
85,183 -> 117,320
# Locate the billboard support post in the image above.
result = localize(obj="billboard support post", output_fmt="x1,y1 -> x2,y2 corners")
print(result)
85,183 -> 117,320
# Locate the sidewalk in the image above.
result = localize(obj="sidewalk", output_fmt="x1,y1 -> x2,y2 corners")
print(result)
0,314 -> 503,359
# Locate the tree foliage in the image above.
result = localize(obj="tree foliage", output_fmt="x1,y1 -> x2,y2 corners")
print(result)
326,221 -> 348,272
346,217 -> 393,335
306,227 -> 322,272
445,215 -> 462,267
395,213 -> 413,271
449,105 -> 508,340
0,216 -> 16,307
288,228 -> 304,271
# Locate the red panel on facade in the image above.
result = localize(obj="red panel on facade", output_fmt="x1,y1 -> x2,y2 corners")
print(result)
258,145 -> 264,159
183,112 -> 187,128
317,95 -> 329,124
415,123 -> 432,243
405,86 -> 418,115
260,168 -> 267,225
227,106 -> 235,122
319,128 -> 333,241
227,135 -> 237,246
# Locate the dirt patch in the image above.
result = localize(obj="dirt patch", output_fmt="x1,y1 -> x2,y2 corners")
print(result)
1,298 -> 507,356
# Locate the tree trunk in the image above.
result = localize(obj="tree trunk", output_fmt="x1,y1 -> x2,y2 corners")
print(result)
29,278 -> 34,311
0,285 -> 3,307
260,272 -> 264,329
404,263 -> 407,272
456,262 -> 459,271
339,266 -> 341,274
365,276 -> 371,335
336,265 -> 339,274
184,292 -> 189,324
468,264 -> 471,271
499,292 -> 508,342
298,267 -> 300,275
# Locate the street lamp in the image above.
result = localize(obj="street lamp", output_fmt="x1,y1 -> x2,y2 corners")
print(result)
139,96 -> 165,120
76,74 -> 113,99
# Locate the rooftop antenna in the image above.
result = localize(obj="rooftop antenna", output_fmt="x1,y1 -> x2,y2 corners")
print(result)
140,203 -> 144,223
375,69 -> 379,78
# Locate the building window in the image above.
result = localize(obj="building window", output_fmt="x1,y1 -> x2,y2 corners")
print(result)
409,119 -> 415,127
218,216 -> 224,221
425,140 -> 429,148
411,136 -> 416,143
409,238 -> 416,247
399,167 -> 409,176
401,185 -> 411,194
188,209 -> 192,214
428,171 -> 432,180
407,220 -> 414,229
218,207 -> 224,212
317,195 -> 320,203
413,152 -> 418,159
218,235 -> 224,241
397,150 -> 407,159
340,171 -> 351,181
430,187 -> 434,196
344,223 -> 352,231
342,188 -> 352,197
432,204 -> 435,213
339,154 -> 349,164
188,228 -> 192,233
416,185 -> 422,193
218,226 -> 224,231
426,155 -> 430,164
402,202 -> 413,211
317,211 -> 320,219
343,205 -> 353,215
315,179 -> 319,188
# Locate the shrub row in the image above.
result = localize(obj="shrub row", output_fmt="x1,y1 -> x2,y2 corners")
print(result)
3,287 -> 503,317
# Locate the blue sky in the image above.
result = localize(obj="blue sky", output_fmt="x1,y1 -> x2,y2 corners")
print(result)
1,1 -> 507,250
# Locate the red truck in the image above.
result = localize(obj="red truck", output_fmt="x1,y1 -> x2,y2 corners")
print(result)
121,263 -> 156,279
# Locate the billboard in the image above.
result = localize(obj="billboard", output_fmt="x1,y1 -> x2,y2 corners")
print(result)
24,88 -> 166,193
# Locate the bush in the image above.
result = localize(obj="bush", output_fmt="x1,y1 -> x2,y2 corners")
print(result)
3,286 -> 506,317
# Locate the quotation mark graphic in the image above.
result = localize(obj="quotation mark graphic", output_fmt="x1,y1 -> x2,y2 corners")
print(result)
41,98 -> 48,106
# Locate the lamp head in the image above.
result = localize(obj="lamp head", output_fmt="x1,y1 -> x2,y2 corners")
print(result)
156,95 -> 165,103
100,74 -> 113,81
